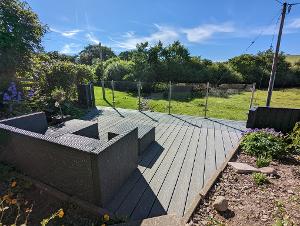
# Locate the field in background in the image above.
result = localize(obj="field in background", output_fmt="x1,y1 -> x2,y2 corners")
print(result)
94,87 -> 300,121
286,55 -> 300,65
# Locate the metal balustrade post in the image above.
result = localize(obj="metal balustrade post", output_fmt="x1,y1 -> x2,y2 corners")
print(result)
249,82 -> 256,109
204,82 -> 209,119
168,81 -> 172,115
137,81 -> 142,111
111,80 -> 115,108
101,80 -> 106,100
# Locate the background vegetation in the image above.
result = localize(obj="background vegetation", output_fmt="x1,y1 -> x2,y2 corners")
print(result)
1,0 -> 300,119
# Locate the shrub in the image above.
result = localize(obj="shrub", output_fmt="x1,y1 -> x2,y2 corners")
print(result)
256,155 -> 272,168
46,62 -> 95,99
286,122 -> 300,155
240,129 -> 288,159
252,172 -> 269,185
46,62 -> 77,99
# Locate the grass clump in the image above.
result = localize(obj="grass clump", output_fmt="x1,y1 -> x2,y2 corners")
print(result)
252,172 -> 269,185
256,155 -> 272,168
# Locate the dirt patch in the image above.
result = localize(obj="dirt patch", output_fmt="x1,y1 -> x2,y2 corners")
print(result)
189,153 -> 300,226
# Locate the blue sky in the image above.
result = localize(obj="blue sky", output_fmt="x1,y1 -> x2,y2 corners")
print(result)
26,0 -> 300,61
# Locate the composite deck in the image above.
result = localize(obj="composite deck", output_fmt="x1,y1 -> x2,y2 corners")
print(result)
87,107 -> 246,220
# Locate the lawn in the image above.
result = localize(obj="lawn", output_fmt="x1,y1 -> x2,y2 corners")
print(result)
94,87 -> 300,121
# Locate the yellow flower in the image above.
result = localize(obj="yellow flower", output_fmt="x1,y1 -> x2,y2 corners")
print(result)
11,199 -> 17,205
11,181 -> 17,188
103,214 -> 109,222
58,209 -> 64,218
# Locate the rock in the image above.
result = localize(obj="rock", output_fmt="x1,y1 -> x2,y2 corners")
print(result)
259,167 -> 277,175
287,190 -> 294,195
213,196 -> 228,212
228,162 -> 260,174
261,214 -> 269,221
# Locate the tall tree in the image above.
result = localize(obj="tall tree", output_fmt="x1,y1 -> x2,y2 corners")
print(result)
79,44 -> 116,65
0,0 -> 47,85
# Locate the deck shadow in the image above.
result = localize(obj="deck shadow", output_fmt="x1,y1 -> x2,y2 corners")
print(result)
170,114 -> 202,128
138,141 -> 164,168
206,118 -> 244,132
81,107 -> 104,120
107,169 -> 167,221
139,111 -> 159,122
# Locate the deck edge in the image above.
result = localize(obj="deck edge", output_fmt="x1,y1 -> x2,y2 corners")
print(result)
182,141 -> 241,224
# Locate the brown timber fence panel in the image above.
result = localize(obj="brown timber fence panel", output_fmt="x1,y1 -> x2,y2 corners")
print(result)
246,107 -> 300,132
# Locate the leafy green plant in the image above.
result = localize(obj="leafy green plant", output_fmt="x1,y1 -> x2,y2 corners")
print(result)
256,155 -> 272,168
286,122 -> 300,155
241,129 -> 288,159
207,216 -> 225,226
252,172 -> 269,185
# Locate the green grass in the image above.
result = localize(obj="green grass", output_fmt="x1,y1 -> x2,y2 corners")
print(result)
94,87 -> 300,121
286,54 -> 300,65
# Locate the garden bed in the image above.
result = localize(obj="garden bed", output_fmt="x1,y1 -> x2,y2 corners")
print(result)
188,152 -> 300,226
0,163 -> 123,226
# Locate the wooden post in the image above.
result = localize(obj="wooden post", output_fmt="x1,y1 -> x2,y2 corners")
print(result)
101,80 -> 105,99
137,81 -> 141,111
249,83 -> 256,109
111,80 -> 115,108
168,81 -> 172,115
204,82 -> 209,119
266,2 -> 287,107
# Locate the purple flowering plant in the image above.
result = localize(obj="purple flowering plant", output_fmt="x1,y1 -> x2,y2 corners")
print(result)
2,82 -> 36,114
2,82 -> 22,103
242,128 -> 284,138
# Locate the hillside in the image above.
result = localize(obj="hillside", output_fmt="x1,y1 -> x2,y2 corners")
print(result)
286,54 -> 300,65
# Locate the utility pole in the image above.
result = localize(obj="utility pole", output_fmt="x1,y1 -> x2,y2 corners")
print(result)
266,2 -> 287,107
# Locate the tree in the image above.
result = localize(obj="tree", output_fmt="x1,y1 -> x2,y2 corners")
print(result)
103,59 -> 135,81
47,51 -> 76,63
0,0 -> 47,86
79,44 -> 116,65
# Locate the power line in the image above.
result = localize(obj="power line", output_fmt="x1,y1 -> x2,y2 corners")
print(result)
242,8 -> 282,54
275,0 -> 283,4
270,12 -> 281,49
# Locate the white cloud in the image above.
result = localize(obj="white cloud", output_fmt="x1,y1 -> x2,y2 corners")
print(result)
182,23 -> 234,43
60,43 -> 82,54
111,24 -> 179,49
50,28 -> 82,38
86,32 -> 100,44
289,18 -> 300,29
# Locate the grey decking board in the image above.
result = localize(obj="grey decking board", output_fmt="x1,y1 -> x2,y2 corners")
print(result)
114,119 -> 188,216
107,115 -> 184,213
134,125 -> 193,220
184,128 -> 208,213
167,125 -> 201,216
106,116 -> 176,212
215,129 -> 226,169
204,128 -> 217,183
96,107 -> 245,220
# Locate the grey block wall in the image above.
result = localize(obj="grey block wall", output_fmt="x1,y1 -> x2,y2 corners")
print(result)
0,113 -> 139,207
0,112 -> 48,134
93,128 -> 139,206
0,125 -> 96,202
